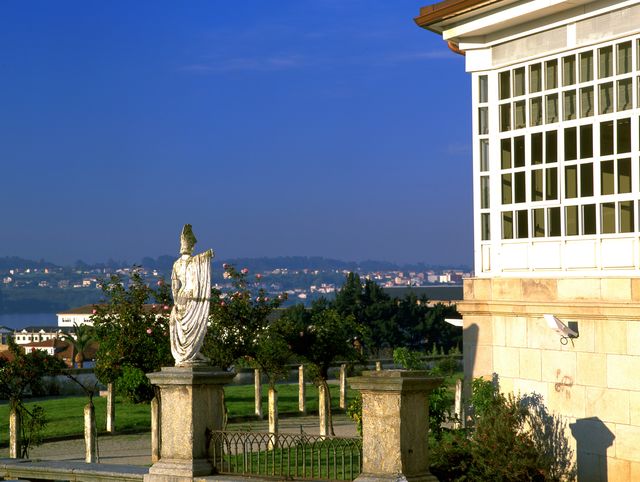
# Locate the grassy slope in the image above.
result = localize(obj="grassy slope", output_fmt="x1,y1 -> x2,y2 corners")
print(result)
0,383 -> 355,442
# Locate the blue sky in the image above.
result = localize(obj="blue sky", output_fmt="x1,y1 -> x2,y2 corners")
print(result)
0,1 -> 471,266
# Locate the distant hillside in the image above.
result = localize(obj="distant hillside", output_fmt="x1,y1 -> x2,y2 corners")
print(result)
0,257 -> 60,270
141,255 -> 470,273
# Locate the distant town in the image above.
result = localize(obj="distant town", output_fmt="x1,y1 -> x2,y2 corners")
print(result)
0,256 -> 470,314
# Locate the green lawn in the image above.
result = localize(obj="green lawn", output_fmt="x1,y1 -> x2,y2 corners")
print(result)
0,372 -> 463,444
0,383 -> 358,443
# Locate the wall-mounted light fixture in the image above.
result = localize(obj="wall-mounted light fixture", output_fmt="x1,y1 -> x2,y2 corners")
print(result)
445,318 -> 463,327
544,314 -> 579,345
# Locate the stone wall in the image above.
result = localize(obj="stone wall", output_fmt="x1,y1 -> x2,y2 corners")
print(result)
459,277 -> 640,481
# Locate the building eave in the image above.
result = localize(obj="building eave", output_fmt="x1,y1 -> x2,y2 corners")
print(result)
414,0 -> 504,32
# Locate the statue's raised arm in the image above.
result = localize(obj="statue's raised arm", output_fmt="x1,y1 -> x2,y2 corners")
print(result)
169,224 -> 214,366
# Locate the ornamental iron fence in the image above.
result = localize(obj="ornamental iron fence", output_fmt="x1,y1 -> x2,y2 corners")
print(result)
209,430 -> 362,481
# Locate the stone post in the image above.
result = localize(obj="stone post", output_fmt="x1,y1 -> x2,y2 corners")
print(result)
339,364 -> 347,409
298,365 -> 306,415
151,396 -> 160,463
254,368 -> 263,419
84,402 -> 98,463
454,378 -> 463,429
145,366 -> 234,482
268,387 -> 278,450
375,361 -> 382,371
106,382 -> 115,433
349,370 -> 442,482
9,406 -> 21,459
319,383 -> 330,437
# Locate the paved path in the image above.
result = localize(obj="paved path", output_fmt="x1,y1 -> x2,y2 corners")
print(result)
0,414 -> 358,467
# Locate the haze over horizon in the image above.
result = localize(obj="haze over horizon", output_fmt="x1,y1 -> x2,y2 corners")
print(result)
1,1 -> 472,267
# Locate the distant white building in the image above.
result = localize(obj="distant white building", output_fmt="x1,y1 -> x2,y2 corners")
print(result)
56,305 -> 96,327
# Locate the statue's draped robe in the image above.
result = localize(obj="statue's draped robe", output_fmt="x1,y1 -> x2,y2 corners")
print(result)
170,252 -> 211,365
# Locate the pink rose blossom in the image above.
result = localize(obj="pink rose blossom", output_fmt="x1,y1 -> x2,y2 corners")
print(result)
146,328 -> 153,334
157,280 -> 164,286
92,309 -> 97,314
163,305 -> 170,311
220,301 -> 226,306
255,274 -> 262,279
241,268 -> 249,274
223,263 -> 230,269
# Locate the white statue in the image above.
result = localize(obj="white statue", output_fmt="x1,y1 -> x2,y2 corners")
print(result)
170,224 -> 214,366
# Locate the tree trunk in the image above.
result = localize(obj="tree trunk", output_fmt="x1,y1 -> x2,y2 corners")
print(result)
9,406 -> 21,459
106,382 -> 115,433
254,369 -> 263,419
84,402 -> 98,463
268,387 -> 278,450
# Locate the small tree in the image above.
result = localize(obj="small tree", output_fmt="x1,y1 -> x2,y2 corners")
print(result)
60,323 -> 96,368
92,269 -> 172,403
0,339 -> 65,458
203,265 -> 287,429
282,301 -> 364,435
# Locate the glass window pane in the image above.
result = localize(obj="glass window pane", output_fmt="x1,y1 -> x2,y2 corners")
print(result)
564,127 -> 577,160
580,86 -> 594,117
599,46 -> 613,78
501,139 -> 511,169
601,160 -> 615,195
600,121 -> 614,156
514,136 -> 525,167
502,173 -> 512,204
513,67 -> 525,97
531,133 -> 543,164
563,55 -> 576,86
502,211 -> 513,239
499,71 -> 510,100
617,118 -> 631,153
566,205 -> 579,235
580,125 -> 593,159
545,59 -> 558,89
546,94 -> 558,123
481,176 -> 490,209
548,207 -> 561,236
481,213 -> 491,240
516,210 -> 528,238
546,167 -> 558,200
532,169 -> 543,201
530,63 -> 542,93
533,209 -> 545,237
620,201 -> 634,233
514,171 -> 526,203
599,82 -> 613,114
581,163 -> 594,197
618,158 -> 631,193
617,78 -> 632,111
500,104 -> 511,132
563,90 -> 576,120
546,131 -> 557,163
514,101 -> 526,129
601,202 -> 616,233
478,107 -> 489,135
480,139 -> 489,171
583,204 -> 597,235
580,51 -> 593,82
479,75 -> 488,103
530,97 -> 542,126
617,41 -> 632,74
565,165 -> 578,198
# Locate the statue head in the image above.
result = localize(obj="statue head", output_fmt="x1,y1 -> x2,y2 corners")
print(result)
179,224 -> 197,255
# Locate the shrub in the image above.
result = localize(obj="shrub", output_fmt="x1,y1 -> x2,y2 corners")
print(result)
116,365 -> 154,404
430,377 -> 576,482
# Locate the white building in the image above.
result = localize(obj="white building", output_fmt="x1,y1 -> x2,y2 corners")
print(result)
417,0 -> 640,479
56,305 -> 96,327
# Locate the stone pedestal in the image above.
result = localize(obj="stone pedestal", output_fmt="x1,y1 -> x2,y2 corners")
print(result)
144,366 -> 234,482
349,370 -> 442,482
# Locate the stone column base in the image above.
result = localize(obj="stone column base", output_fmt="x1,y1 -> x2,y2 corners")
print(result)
355,473 -> 439,482
145,457 -> 212,481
